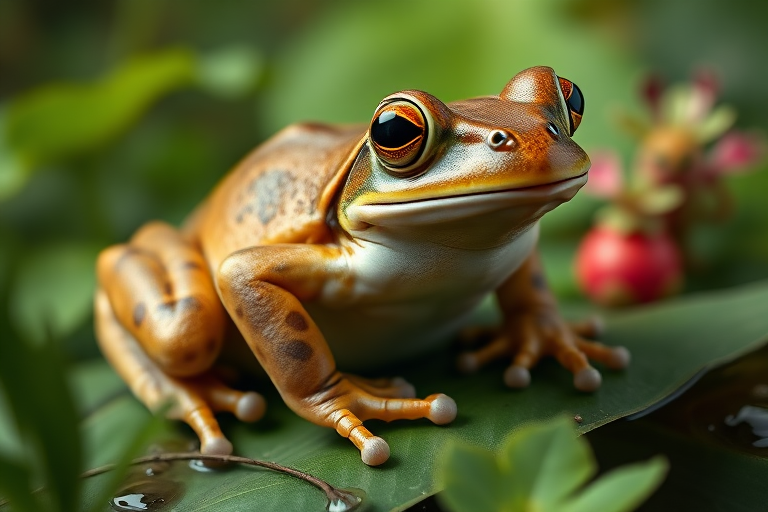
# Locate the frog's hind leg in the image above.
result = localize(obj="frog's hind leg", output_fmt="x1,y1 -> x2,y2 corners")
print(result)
97,221 -> 227,377
95,289 -> 265,454
95,221 -> 266,454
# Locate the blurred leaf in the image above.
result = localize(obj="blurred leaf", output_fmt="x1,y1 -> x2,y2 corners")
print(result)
61,280 -> 768,511
696,105 -> 736,143
6,48 -> 196,166
0,456 -> 39,512
0,107 -> 31,201
636,184 -> 683,214
437,442 -> 502,512
196,45 -> 264,99
0,332 -> 81,512
561,457 -> 667,512
9,243 -> 100,344
84,404 -> 171,512
437,417 -> 665,512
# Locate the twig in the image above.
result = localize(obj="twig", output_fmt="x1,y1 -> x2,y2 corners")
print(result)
1,452 -> 361,510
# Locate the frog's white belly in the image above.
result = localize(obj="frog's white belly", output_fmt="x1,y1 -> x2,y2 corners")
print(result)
306,223 -> 539,370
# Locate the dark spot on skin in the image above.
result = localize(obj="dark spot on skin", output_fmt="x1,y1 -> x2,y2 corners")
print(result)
115,246 -> 158,270
285,311 -> 309,331
235,306 -> 244,318
531,273 -> 547,291
206,339 -> 217,353
280,339 -> 314,362
157,296 -> 201,313
182,351 -> 197,363
250,169 -> 294,224
182,261 -> 203,271
133,303 -> 146,327
164,282 -> 173,295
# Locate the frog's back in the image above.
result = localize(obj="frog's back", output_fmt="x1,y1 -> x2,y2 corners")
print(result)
188,123 -> 364,269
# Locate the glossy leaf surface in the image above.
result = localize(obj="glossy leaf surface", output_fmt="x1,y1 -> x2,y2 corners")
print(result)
61,281 -> 768,511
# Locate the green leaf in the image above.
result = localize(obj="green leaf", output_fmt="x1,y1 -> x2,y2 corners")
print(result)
438,418 -> 666,512
6,48 -> 196,166
84,406 -> 171,512
0,107 -> 31,201
196,45 -> 264,99
57,279 -> 768,511
499,417 -> 596,510
9,243 -> 100,344
437,442 -> 502,512
0,455 -> 40,512
0,333 -> 82,512
561,456 -> 668,512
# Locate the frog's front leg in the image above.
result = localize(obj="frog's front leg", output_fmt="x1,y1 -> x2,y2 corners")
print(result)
216,245 -> 456,466
458,250 -> 630,391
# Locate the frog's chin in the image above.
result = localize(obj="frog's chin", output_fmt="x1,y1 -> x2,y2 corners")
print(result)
346,173 -> 587,230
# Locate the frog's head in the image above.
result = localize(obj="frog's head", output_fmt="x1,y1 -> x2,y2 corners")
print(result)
338,66 -> 589,249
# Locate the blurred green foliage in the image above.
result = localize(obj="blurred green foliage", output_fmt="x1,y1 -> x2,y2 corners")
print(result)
0,0 -> 767,509
437,416 -> 667,512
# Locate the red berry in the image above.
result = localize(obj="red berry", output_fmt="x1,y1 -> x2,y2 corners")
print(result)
575,227 -> 683,307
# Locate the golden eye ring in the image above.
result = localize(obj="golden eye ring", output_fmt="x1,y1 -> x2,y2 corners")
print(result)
370,99 -> 433,174
557,76 -> 585,136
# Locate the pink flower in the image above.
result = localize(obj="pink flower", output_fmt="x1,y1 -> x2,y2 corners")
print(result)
585,150 -> 623,198
709,131 -> 766,174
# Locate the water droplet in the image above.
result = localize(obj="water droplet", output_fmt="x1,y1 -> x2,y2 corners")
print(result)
724,405 -> 768,448
188,458 -> 229,472
110,479 -> 183,511
326,487 -> 365,512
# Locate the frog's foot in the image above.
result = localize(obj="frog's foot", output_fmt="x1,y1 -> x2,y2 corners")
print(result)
171,375 -> 267,454
308,373 -> 456,466
457,311 -> 629,392
344,374 -> 417,398
96,289 -> 266,455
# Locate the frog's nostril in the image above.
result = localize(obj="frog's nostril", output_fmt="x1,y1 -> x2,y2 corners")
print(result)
487,129 -> 516,151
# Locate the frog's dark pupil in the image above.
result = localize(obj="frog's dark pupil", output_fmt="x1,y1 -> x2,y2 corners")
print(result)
566,83 -> 584,115
371,112 -> 423,149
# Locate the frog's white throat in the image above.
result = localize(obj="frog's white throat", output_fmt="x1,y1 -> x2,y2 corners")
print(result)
346,173 -> 586,235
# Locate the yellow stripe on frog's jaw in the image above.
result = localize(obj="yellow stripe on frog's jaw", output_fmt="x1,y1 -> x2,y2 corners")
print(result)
345,172 -> 587,230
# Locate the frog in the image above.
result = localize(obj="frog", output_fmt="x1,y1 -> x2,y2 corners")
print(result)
95,66 -> 630,466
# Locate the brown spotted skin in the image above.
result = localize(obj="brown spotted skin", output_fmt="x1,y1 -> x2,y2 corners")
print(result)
95,66 -> 629,466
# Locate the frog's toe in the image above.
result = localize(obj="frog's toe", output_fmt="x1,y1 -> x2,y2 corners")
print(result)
503,365 -> 531,388
575,339 -> 631,370
569,315 -> 605,339
574,367 -> 602,392
606,346 -> 631,369
427,394 -> 457,424
456,335 -> 509,375
201,436 -> 233,456
236,392 -> 267,422
361,436 -> 390,466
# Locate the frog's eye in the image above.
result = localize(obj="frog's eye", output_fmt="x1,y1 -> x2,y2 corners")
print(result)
370,100 -> 431,173
557,77 -> 584,136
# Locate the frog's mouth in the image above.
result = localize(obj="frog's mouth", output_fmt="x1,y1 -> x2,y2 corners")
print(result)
347,172 -> 587,229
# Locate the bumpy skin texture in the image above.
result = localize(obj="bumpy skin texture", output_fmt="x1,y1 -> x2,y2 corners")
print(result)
95,66 -> 629,466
